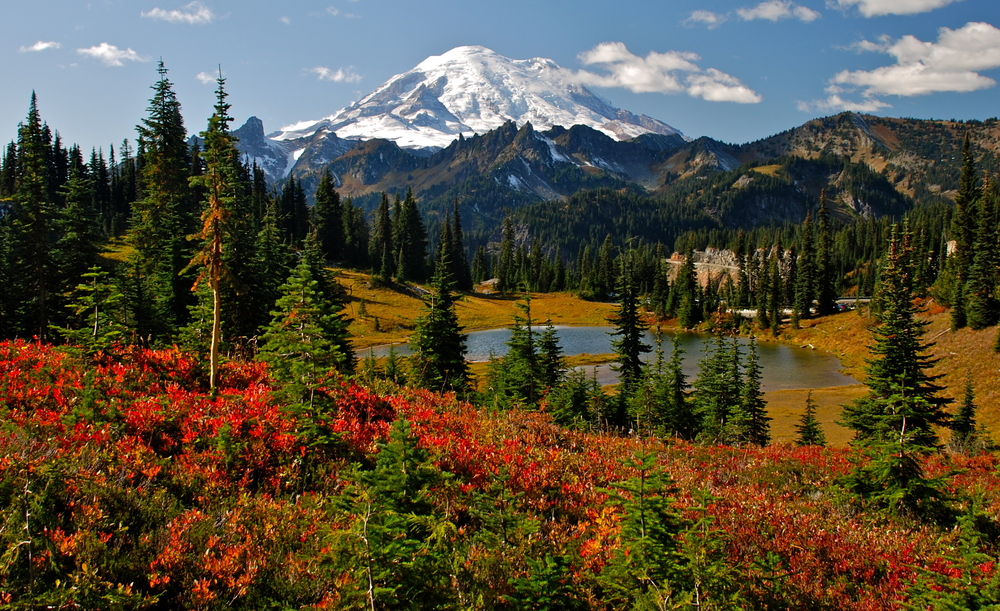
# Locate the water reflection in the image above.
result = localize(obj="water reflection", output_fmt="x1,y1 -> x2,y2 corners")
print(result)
365,326 -> 856,392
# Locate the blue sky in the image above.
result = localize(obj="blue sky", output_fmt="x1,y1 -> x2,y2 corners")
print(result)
2,0 -> 999,153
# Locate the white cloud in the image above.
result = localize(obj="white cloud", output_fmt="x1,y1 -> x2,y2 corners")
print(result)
738,0 -> 821,22
19,41 -> 62,53
832,0 -> 961,17
196,71 -> 216,84
76,43 -> 148,67
309,66 -> 361,83
572,42 -> 762,103
326,6 -> 339,15
141,1 -> 214,24
684,10 -> 728,28
802,21 -> 1000,112
280,16 -> 291,24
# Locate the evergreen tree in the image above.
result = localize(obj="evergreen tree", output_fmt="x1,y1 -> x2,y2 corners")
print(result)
676,247 -> 700,328
52,160 -> 100,326
312,169 -> 344,262
53,266 -> 128,353
258,259 -> 347,405
536,320 -> 566,392
341,196 -> 369,269
950,379 -> 981,453
371,193 -> 395,281
278,175 -> 308,244
610,251 -> 651,424
841,223 -> 952,447
409,248 -> 469,394
449,199 -> 473,291
302,228 -> 354,372
484,293 -> 540,408
9,93 -> 56,339
815,190 -> 838,316
129,62 -> 195,342
496,216 -> 516,293
729,337 -> 770,446
393,188 -> 428,282
186,73 -> 241,389
951,132 -> 981,283
692,335 -> 742,442
794,392 -> 826,446
965,182 -> 998,330
793,213 -> 816,325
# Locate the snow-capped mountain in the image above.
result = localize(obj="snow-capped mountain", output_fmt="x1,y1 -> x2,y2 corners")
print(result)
268,46 -> 685,163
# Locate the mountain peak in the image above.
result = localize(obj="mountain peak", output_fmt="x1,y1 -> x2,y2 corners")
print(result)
273,46 -> 686,152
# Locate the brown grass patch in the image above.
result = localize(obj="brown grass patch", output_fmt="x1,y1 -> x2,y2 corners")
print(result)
751,165 -> 783,177
337,269 -> 616,350
765,385 -> 866,447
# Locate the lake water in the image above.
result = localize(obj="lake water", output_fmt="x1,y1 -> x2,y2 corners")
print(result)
366,326 -> 857,392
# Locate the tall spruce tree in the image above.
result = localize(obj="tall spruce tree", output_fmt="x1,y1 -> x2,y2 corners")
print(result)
312,169 -> 344,263
371,193 -> 395,281
610,250 -> 651,423
449,199 -> 473,291
793,213 -> 816,326
729,337 -> 770,446
9,93 -> 56,339
965,181 -> 998,330
129,62 -> 195,342
409,246 -> 469,394
187,73 -> 241,389
795,392 -> 826,447
393,188 -> 427,282
841,223 -> 952,447
815,190 -> 838,316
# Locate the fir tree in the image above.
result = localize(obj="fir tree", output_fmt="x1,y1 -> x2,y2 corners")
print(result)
950,379 -> 981,453
965,182 -> 998,330
692,335 -> 742,442
129,62 -> 195,342
610,251 -> 651,425
729,337 -> 770,446
186,73 -> 241,389
393,188 -> 428,282
409,248 -> 469,394
676,247 -> 700,328
312,169 -> 344,262
815,190 -> 838,316
449,199 -> 473,291
496,216 -> 516,293
258,259 -> 347,405
371,193 -> 395,281
793,213 -> 816,325
794,391 -> 826,447
841,223 -> 952,447
951,132 -> 981,283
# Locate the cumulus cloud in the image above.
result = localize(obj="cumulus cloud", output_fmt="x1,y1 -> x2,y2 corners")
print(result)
280,16 -> 291,24
802,21 -> 1000,112
19,41 -> 62,53
684,10 -> 728,28
196,71 -> 216,84
832,0 -> 961,17
571,42 -> 761,103
76,43 -> 148,67
737,0 -> 821,22
308,66 -> 361,83
141,1 -> 214,24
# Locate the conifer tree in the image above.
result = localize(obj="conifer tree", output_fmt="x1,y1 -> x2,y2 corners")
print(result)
393,188 -> 428,282
610,251 -> 651,424
795,391 -> 826,446
676,247 -> 700,328
129,62 -> 195,342
729,337 -> 770,446
793,213 -> 816,326
53,266 -> 128,353
841,223 -> 952,447
965,181 -> 998,330
371,193 -> 395,281
951,133 -> 981,283
693,335 -> 742,442
484,293 -> 540,407
258,259 -> 347,405
9,93 -> 56,339
187,73 -> 241,389
52,159 -> 100,325
496,216 -> 516,293
278,175 -> 308,244
409,247 -> 469,394
449,199 -> 473,291
815,191 -> 838,316
312,169 -> 344,262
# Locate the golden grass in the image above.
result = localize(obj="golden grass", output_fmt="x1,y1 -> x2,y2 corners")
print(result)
336,269 -> 616,350
752,165 -> 783,177
767,304 -> 1000,445
99,239 -> 134,264
765,385 -> 867,447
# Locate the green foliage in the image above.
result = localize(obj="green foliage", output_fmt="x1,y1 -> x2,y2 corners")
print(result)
53,266 -> 128,353
257,259 -> 347,404
794,391 -> 826,447
409,251 -> 469,394
728,337 -> 770,446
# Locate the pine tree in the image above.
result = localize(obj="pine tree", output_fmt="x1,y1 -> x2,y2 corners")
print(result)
484,293 -> 540,407
258,259 -> 347,405
841,223 -> 952,447
729,337 -> 770,446
693,335 -> 742,442
187,73 -> 241,389
951,132 -> 981,283
610,251 -> 651,425
950,379 -> 981,453
53,266 -> 128,353
676,247 -> 700,328
129,62 -> 196,342
496,216 -> 516,293
312,169 -> 344,262
409,248 -> 469,394
449,199 -> 473,291
794,391 -> 826,446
